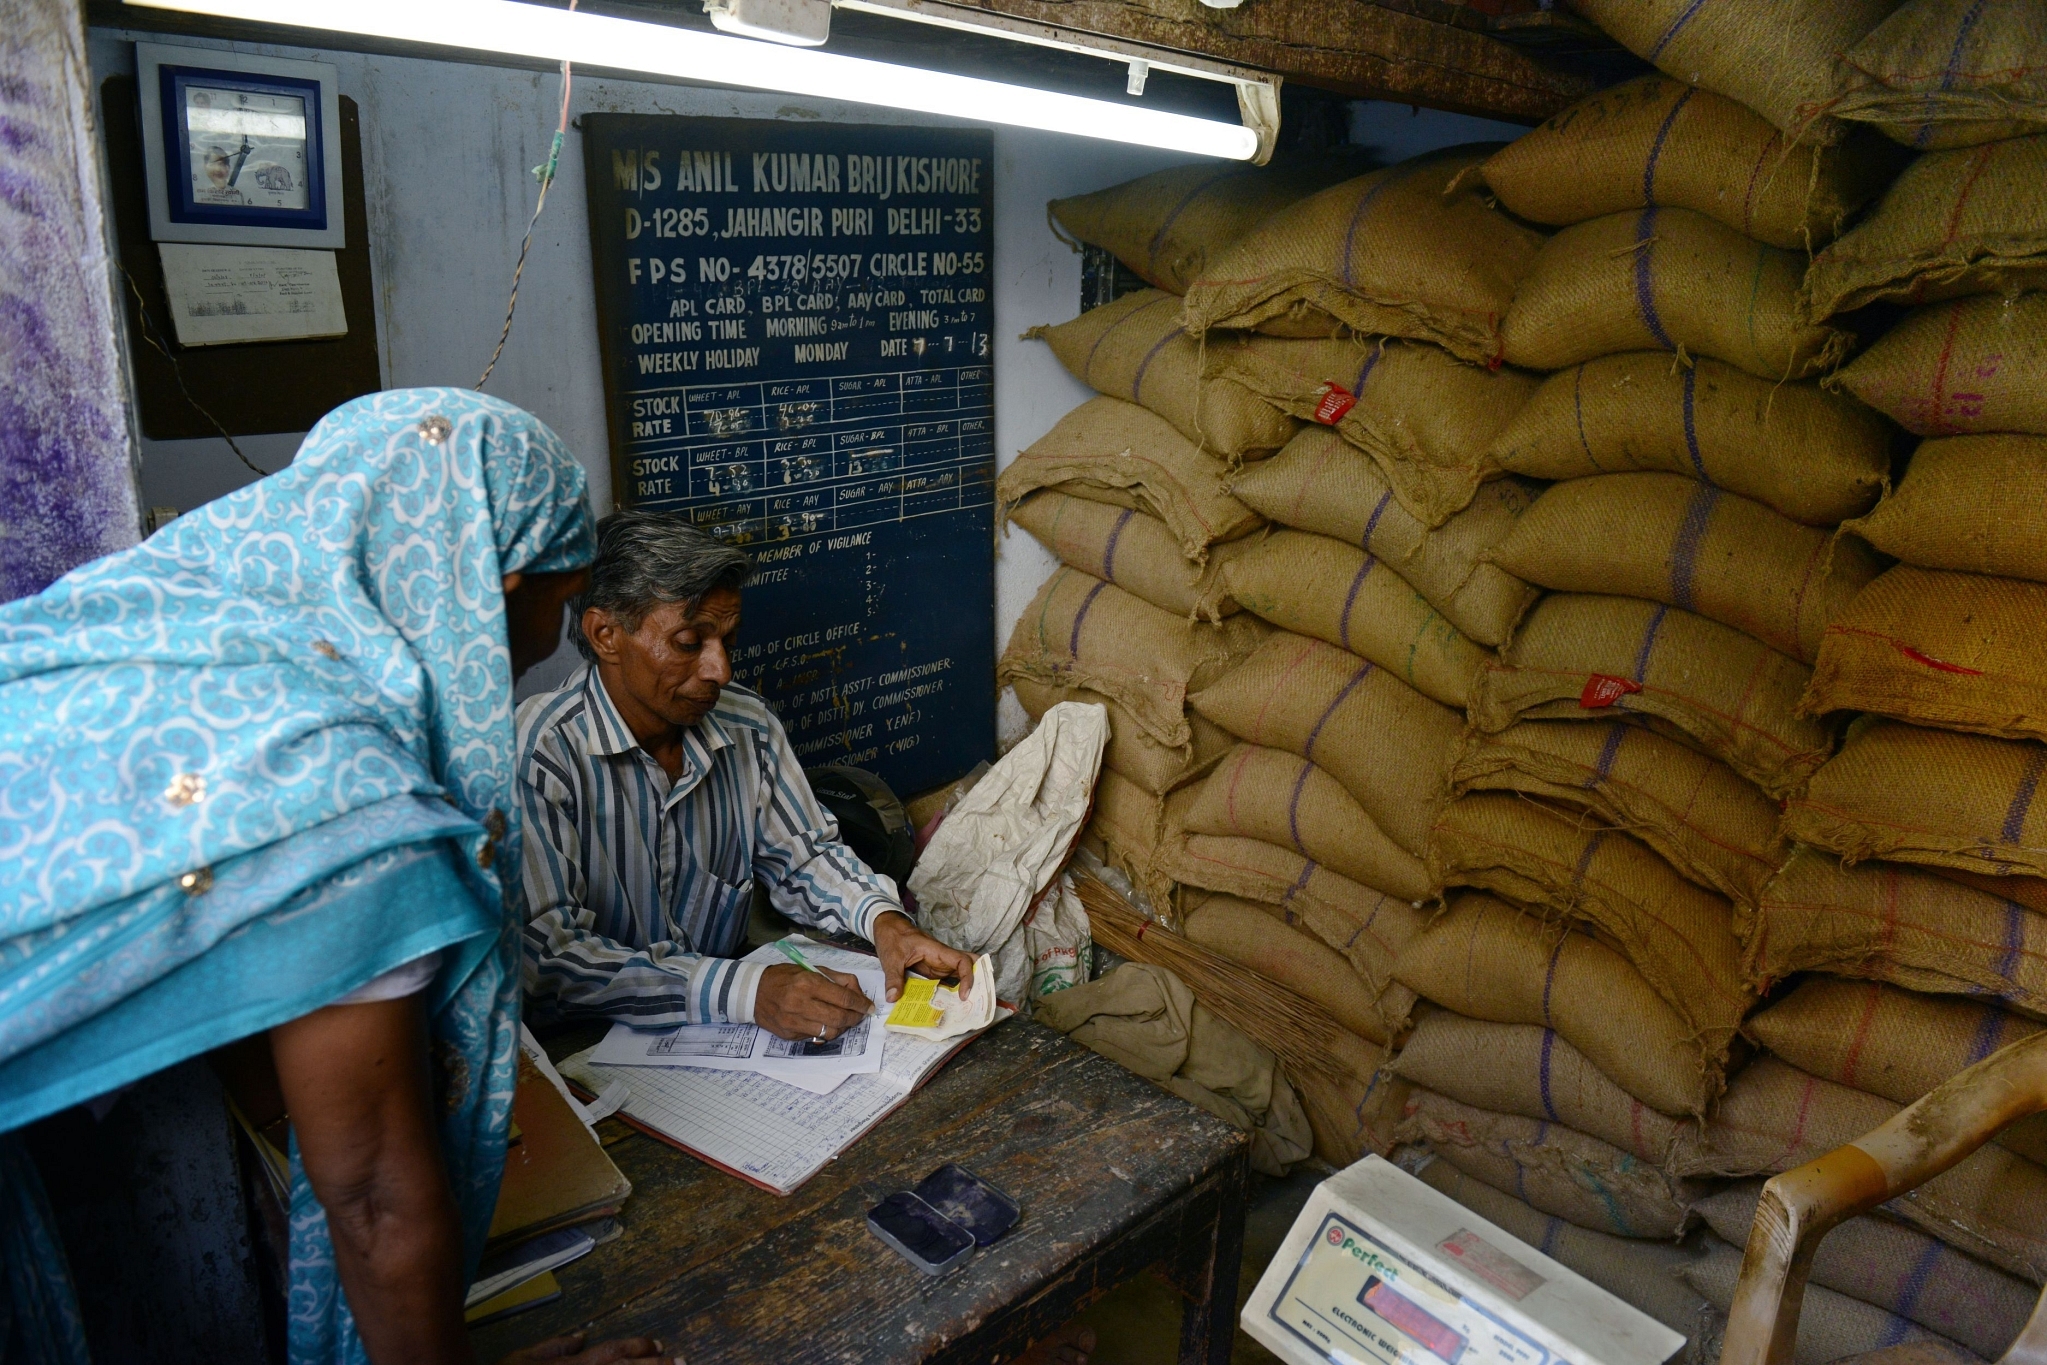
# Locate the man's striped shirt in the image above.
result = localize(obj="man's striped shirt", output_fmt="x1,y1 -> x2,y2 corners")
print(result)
516,665 -> 898,1026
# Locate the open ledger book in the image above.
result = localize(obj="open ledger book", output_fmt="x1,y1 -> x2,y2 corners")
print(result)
558,940 -> 995,1195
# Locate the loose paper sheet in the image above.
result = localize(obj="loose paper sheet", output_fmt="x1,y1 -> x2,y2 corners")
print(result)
158,242 -> 346,345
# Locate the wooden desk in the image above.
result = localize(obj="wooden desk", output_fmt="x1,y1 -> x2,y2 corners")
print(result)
473,1019 -> 1250,1365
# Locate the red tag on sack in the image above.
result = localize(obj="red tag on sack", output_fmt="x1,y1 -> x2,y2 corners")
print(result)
1579,674 -> 1642,708
1312,382 -> 1357,425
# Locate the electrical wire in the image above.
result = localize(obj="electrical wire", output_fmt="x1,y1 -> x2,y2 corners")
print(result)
121,264 -> 273,476
477,1 -> 576,390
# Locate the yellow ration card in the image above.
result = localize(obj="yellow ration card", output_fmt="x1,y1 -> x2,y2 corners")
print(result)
886,976 -> 946,1029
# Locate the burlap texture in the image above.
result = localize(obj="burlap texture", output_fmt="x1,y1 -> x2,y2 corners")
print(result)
1079,771 -> 1197,921
1673,1055 -> 2047,1281
1468,594 -> 1833,799
995,396 -> 1263,559
1485,354 -> 1891,527
1400,1090 -> 1703,1239
1009,676 -> 1230,797
1805,134 -> 2047,319
1830,292 -> 2047,437
1806,565 -> 2047,739
1188,632 -> 1461,855
1780,719 -> 2047,878
1297,1065 -> 1410,1167
1009,491 -> 1242,622
1501,208 -> 1855,380
1230,429 -> 1538,645
1427,793 -> 1751,1057
1183,893 -> 1393,1045
1480,74 -> 1901,250
1048,157 -> 1370,297
1163,832 -> 1424,1027
1029,289 -> 1298,460
1392,892 -> 1723,1117
1180,146 -> 1546,366
1570,0 -> 1906,146
1185,744 -> 1433,900
1850,435 -> 2047,581
1746,849 -> 2047,1016
1222,529 -> 1489,710
1204,337 -> 1540,530
1418,1161 -> 1714,1337
1680,1236 -> 1970,1363
1451,720 -> 1786,906
1749,977 -> 2047,1166
1494,472 -> 1884,664
1834,0 -> 2047,150
1698,1180 -> 2035,1358
1392,1010 -> 1690,1165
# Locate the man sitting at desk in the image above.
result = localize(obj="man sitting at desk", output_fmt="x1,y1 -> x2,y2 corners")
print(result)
517,511 -> 974,1042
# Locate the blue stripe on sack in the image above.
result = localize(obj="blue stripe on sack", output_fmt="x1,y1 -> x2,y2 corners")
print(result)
1918,0 -> 1991,148
1069,577 -> 1110,659
1631,604 -> 1670,684
1590,723 -> 1628,786
1286,759 -> 1314,855
1100,507 -> 1136,581
1633,207 -> 1677,351
1540,1217 -> 1563,1257
1970,998 -> 2013,1061
1572,365 -> 1595,466
1670,481 -> 1720,612
1283,857 -> 1317,907
1885,1241 -> 1950,1345
1083,294 -> 1173,383
1570,829 -> 1607,896
1359,490 -> 1395,552
1352,347 -> 1383,397
1537,1029 -> 1560,1121
2001,746 -> 2047,844
1129,327 -> 1183,403
1641,86 -> 1696,203
1680,366 -> 1710,481
1540,934 -> 1568,1025
1997,900 -> 2026,988
1303,660 -> 1375,763
1147,168 -> 1249,274
1337,555 -> 1379,655
1646,0 -> 1711,60
1340,165 -> 1424,286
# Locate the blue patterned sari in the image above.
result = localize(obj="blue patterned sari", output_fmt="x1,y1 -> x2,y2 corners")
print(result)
0,388 -> 594,1363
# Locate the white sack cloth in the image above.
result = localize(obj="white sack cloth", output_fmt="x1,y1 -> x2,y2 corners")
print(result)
909,701 -> 1108,1006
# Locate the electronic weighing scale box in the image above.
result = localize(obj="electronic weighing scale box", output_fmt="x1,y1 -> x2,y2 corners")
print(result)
1243,1156 -> 1686,1365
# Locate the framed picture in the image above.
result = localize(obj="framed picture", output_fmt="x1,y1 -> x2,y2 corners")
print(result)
137,44 -> 345,249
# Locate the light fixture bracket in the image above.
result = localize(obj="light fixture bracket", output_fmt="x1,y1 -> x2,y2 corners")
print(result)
705,0 -> 832,47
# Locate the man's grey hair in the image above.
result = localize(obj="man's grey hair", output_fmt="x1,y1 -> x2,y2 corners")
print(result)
570,510 -> 753,662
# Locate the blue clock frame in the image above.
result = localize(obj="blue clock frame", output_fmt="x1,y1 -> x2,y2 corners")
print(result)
157,63 -> 330,234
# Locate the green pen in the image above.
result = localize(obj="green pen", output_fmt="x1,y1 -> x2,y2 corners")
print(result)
774,938 -> 825,975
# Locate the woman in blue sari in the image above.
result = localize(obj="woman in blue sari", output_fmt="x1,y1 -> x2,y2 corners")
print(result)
0,390 -> 666,1364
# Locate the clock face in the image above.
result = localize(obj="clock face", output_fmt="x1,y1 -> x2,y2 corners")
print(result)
183,85 -> 310,212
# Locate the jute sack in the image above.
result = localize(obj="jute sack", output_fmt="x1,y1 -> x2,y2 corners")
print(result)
1298,1065 -> 1410,1167
1009,492 -> 1242,622
1849,435 -> 2047,581
1231,429 -> 1539,645
1164,833 -> 1424,1023
1010,677 -> 1230,796
1501,208 -> 1855,380
1805,566 -> 2047,740
1451,720 -> 1786,906
1028,289 -> 1298,460
1780,719 -> 2047,879
1222,529 -> 1490,710
1700,1181 -> 2035,1358
1680,1236 -> 1972,1364
1829,292 -> 2047,437
1805,134 -> 2047,319
1569,0 -> 1906,147
1400,1090 -> 1703,1239
1749,977 -> 2047,1167
1468,594 -> 1833,800
1392,892 -> 1723,1117
1203,336 -> 1540,530
1746,849 -> 2047,1017
1485,354 -> 1891,527
1427,793 -> 1751,1057
998,567 -> 1270,749
1189,632 -> 1461,856
1494,473 -> 1884,665
1048,157 -> 1371,297
1672,1055 -> 2047,1281
1186,744 -> 1433,900
1183,893 -> 1391,1045
1834,0 -> 2047,150
1079,770 -> 1196,921
1478,74 -> 1901,250
1180,145 -> 1547,366
996,396 -> 1263,559
1392,1010 -> 1690,1165
1418,1161 -> 1715,1338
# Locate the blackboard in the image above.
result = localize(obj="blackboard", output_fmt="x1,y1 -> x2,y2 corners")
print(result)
582,115 -> 995,797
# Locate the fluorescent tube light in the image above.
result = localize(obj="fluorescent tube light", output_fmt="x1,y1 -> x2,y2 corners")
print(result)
122,0 -> 1262,160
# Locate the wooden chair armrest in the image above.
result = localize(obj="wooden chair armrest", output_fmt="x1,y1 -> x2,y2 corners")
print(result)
1722,1031 -> 2047,1365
